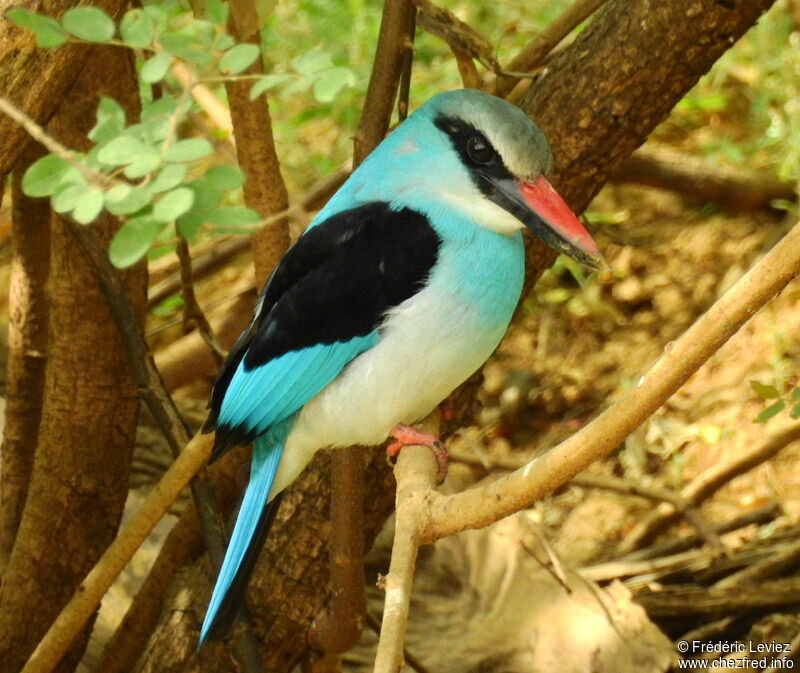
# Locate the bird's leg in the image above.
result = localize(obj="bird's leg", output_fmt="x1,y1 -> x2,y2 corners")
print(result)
386,423 -> 449,482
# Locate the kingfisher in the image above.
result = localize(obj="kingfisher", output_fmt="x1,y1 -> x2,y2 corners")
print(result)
198,88 -> 599,643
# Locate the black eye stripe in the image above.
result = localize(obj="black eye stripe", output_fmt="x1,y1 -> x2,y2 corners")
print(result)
433,114 -> 513,191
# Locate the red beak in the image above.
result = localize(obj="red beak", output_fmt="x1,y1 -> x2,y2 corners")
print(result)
518,175 -> 600,266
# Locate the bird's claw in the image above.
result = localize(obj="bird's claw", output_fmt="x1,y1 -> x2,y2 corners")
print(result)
386,423 -> 449,483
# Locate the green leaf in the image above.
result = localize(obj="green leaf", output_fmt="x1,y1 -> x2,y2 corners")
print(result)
105,185 -> 153,215
177,212 -> 204,240
104,183 -> 132,202
792,387 -> 800,401
141,52 -> 171,84
282,74 -> 313,96
204,165 -> 244,190
120,9 -> 154,47
109,216 -> 161,267
754,400 -> 786,424
72,186 -> 105,223
153,187 -> 194,222
158,32 -> 210,65
312,67 -> 355,103
750,380 -> 780,399
204,206 -> 260,227
97,136 -> 147,166
51,181 -> 90,213
123,151 -> 162,179
187,180 -> 222,211
213,33 -> 234,51
22,154 -> 83,197
62,7 -> 115,42
89,97 -> 126,144
791,402 -> 800,420
293,50 -> 332,75
150,163 -> 187,193
249,73 -> 291,99
7,9 -> 67,48
219,43 -> 260,74
207,0 -> 228,26
140,117 -> 171,144
164,138 -> 212,162
141,96 -> 177,121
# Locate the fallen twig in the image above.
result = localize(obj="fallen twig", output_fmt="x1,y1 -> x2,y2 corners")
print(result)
619,423 -> 800,553
612,144 -> 796,211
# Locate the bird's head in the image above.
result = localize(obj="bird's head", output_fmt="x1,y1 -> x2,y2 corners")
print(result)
378,89 -> 600,267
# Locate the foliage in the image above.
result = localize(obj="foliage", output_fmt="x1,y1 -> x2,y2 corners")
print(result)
8,0 -> 357,267
750,380 -> 800,423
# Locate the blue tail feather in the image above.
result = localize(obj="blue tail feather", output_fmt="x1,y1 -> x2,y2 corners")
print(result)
198,423 -> 290,645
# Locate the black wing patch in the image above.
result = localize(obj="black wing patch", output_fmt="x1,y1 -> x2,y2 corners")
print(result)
203,201 -> 440,457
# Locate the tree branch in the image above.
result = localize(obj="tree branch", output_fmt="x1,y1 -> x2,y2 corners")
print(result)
176,235 -> 226,366
353,0 -> 415,165
612,143 -> 797,212
488,0 -> 607,98
421,219 -> 800,542
20,431 -> 215,673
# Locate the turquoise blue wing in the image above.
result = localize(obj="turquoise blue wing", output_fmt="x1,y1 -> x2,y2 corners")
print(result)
215,331 -> 379,441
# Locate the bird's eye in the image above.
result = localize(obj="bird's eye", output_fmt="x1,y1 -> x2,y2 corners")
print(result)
467,135 -> 494,164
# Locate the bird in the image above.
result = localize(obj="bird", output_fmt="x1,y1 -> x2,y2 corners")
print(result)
198,88 -> 600,644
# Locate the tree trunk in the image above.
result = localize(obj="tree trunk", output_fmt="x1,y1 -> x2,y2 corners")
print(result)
0,0 -> 131,176
0,141 -> 51,573
0,46 -> 146,673
136,0 -> 777,670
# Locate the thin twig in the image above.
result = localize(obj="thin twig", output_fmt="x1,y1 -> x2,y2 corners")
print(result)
449,447 -> 725,552
412,0 -> 498,80
0,94 -> 112,188
373,416 -> 439,673
176,235 -> 226,366
353,0 -> 415,165
619,422 -> 800,554
396,5 -> 416,122
488,0 -> 608,98
18,220 -> 253,673
365,612 -> 433,673
147,168 -> 348,309
713,537 -> 800,590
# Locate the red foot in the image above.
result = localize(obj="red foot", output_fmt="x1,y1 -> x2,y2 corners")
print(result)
386,423 -> 449,482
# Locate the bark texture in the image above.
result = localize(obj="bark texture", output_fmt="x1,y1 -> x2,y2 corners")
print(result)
134,448 -> 394,673
0,47 -> 146,673
137,1 -> 777,670
224,28 -> 290,286
0,0 -> 130,175
0,142 -> 51,572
